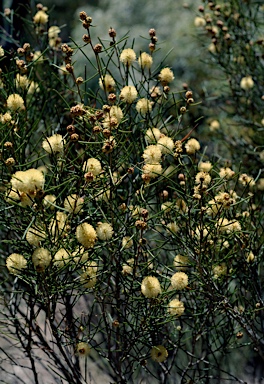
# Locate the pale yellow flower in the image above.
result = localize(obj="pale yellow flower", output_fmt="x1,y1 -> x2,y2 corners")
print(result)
6,253 -> 27,275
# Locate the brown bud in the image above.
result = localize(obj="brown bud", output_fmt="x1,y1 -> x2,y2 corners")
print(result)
151,36 -> 158,43
70,133 -> 79,141
67,125 -> 75,134
66,64 -> 73,73
187,98 -> 194,104
160,190 -> 169,199
93,125 -> 101,134
36,3 -> 43,10
180,106 -> 187,114
108,93 -> 116,103
82,34 -> 91,43
198,5 -> 204,12
103,129 -> 111,138
185,90 -> 193,99
23,43 -> 31,51
135,220 -> 147,230
178,173 -> 185,181
109,28 -> 116,38
84,172 -> 94,182
4,141 -> 13,148
149,28 -> 156,37
112,319 -> 120,327
76,77 -> 84,85
17,48 -> 25,55
5,157 -> 15,166
141,209 -> 149,219
79,11 -> 87,20
163,85 -> 170,93
94,44 -> 102,53
127,167 -> 134,174
236,332 -> 243,339
102,105 -> 111,113
149,43 -> 155,52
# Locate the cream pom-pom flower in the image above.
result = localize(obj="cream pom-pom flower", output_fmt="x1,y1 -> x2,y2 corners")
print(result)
42,134 -> 64,154
64,194 -> 84,214
168,298 -> 185,316
142,145 -> 162,164
32,248 -> 51,272
54,248 -> 71,268
158,68 -> 174,85
120,48 -> 136,66
171,272 -> 188,290
136,98 -> 152,116
76,342 -> 91,357
76,223 -> 97,248
49,211 -> 68,238
33,10 -> 49,24
142,163 -> 162,179
157,136 -> 174,154
145,127 -> 161,143
150,345 -> 168,363
6,253 -> 27,275
185,138 -> 200,154
99,74 -> 115,92
26,226 -> 46,247
6,94 -> 25,112
120,85 -> 138,104
141,276 -> 161,298
11,168 -> 45,194
138,52 -> 153,69
83,158 -> 102,176
173,255 -> 189,271
96,222 -> 114,241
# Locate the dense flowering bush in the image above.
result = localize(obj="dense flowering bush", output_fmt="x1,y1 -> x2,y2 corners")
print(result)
0,2 -> 263,383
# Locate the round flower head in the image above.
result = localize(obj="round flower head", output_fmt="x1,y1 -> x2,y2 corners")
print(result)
136,98 -> 152,116
209,120 -> 220,132
6,94 -> 25,112
48,26 -> 61,39
239,173 -> 255,188
11,168 -> 45,194
122,236 -> 133,249
120,48 -> 136,66
26,226 -> 46,247
195,171 -> 211,186
33,10 -> 49,24
185,138 -> 200,154
76,342 -> 91,357
219,167 -> 235,180
158,68 -> 174,85
0,46 -> 4,57
145,127 -> 161,143
54,248 -> 71,268
43,194 -> 56,210
166,222 -> 179,235
194,16 -> 206,27
142,163 -> 162,179
49,211 -> 67,238
198,161 -> 212,172
76,223 -> 97,249
83,158 -> 102,176
246,251 -> 255,263
80,261 -> 98,288
168,298 -> 185,316
240,75 -> 254,90
15,74 -> 29,89
213,263 -> 227,279
120,85 -> 138,104
141,276 -> 161,298
64,194 -> 84,214
6,253 -> 27,275
143,145 -> 162,164
72,247 -> 89,265
42,134 -> 64,154
173,255 -> 189,271
171,272 -> 188,290
32,248 -> 51,272
99,74 -> 115,92
138,52 -> 153,69
150,345 -> 168,363
157,136 -> 174,154
96,222 -> 114,241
